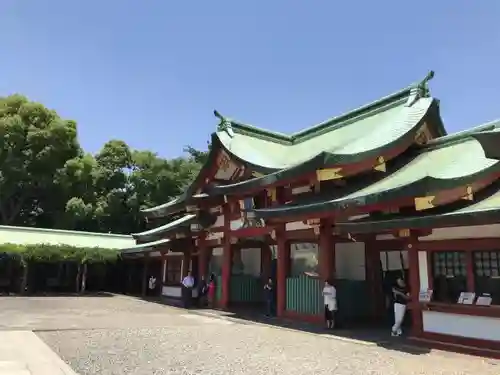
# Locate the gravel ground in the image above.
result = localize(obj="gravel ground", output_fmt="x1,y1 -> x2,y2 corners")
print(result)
39,319 -> 500,375
2,295 -> 499,375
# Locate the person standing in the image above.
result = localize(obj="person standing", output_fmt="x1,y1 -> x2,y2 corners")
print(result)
391,277 -> 410,336
207,274 -> 216,308
148,276 -> 157,296
263,278 -> 274,317
181,271 -> 195,308
197,275 -> 208,308
322,279 -> 337,329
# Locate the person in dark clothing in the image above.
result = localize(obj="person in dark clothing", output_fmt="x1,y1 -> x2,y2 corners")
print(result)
391,277 -> 410,336
197,275 -> 208,308
263,278 -> 274,317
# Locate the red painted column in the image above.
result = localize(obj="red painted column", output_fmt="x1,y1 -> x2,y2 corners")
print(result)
407,236 -> 423,337
319,218 -> 334,282
276,225 -> 287,317
275,186 -> 289,317
220,202 -> 232,309
198,233 -> 208,279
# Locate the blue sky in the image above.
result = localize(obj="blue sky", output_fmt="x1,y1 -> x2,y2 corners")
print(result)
1,1 -> 499,158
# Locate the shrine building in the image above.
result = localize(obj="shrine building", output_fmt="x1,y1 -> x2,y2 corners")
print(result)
121,71 -> 500,359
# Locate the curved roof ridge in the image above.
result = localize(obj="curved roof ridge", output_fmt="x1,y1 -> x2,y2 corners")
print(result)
214,71 -> 435,144
421,119 -> 500,151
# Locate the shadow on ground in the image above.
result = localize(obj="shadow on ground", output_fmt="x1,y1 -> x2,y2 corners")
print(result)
139,296 -> 431,357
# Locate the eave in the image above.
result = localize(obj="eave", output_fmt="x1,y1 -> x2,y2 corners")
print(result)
335,182 -> 500,234
470,126 -> 500,159
132,214 -> 198,241
120,238 -> 171,255
250,131 -> 500,221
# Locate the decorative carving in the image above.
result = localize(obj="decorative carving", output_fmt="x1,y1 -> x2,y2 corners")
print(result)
217,151 -> 231,172
462,185 -> 474,201
214,110 -> 235,137
373,155 -> 386,172
406,71 -> 435,107
414,123 -> 432,145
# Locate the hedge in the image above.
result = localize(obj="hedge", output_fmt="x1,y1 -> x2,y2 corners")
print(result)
0,243 -> 120,264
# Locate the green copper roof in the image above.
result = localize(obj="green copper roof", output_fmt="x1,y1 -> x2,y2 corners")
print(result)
132,214 -> 197,240
336,182 -> 500,234
141,193 -> 209,219
470,126 -> 500,160
120,238 -> 171,255
252,123 -> 500,220
214,72 -> 441,171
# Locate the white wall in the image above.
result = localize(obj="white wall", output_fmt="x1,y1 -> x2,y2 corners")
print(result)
335,242 -> 366,280
162,286 -> 198,298
418,251 -> 429,291
240,248 -> 261,276
379,250 -> 408,271
422,311 -> 500,342
419,224 -> 500,241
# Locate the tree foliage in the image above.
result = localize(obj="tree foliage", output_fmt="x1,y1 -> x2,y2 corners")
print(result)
0,95 -> 209,234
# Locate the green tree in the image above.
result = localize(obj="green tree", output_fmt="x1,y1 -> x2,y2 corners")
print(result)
0,95 -> 80,225
0,94 -> 210,234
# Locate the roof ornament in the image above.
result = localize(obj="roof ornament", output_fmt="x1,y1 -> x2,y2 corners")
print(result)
214,110 -> 234,138
405,70 -> 435,107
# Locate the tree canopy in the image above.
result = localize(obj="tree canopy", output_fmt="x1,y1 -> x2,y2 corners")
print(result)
0,94 -> 209,234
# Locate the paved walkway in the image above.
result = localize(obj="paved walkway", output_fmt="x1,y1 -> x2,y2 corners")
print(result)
0,331 -> 77,375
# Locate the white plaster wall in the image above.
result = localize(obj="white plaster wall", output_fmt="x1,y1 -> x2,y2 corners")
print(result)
418,251 -> 429,291
379,250 -> 408,271
335,242 -> 366,280
150,251 -> 161,258
162,286 -> 198,298
212,247 -> 223,256
291,186 -> 311,195
376,234 -> 396,240
212,215 -> 224,228
162,260 -> 167,283
206,232 -> 224,241
419,224 -> 500,241
285,221 -> 312,231
422,311 -> 500,342
240,248 -> 261,276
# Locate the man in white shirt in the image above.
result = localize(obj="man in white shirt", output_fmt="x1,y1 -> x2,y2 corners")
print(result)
181,271 -> 194,308
148,276 -> 157,293
322,279 -> 337,329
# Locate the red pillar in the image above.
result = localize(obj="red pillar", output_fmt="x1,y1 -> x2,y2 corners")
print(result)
276,225 -> 288,317
407,236 -> 423,337
198,234 -> 208,279
319,218 -> 334,282
220,203 -> 232,309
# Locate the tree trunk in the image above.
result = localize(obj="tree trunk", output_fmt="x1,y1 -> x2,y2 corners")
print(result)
76,263 -> 81,293
20,262 -> 28,295
81,263 -> 87,294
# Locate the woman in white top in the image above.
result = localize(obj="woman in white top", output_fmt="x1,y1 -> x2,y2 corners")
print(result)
322,279 -> 337,329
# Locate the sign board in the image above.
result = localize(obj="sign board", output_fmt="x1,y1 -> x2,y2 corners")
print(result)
476,294 -> 493,306
457,292 -> 476,305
